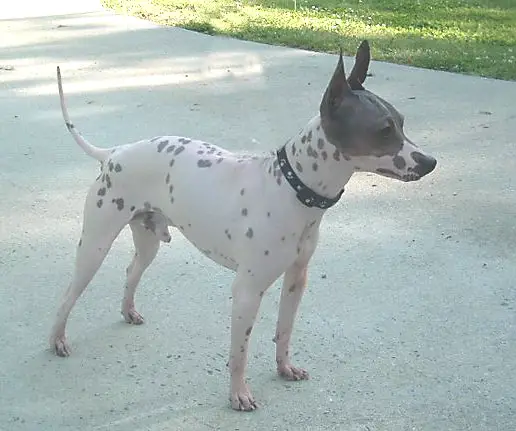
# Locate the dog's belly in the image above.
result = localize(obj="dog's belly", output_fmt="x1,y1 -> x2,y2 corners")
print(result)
167,203 -> 261,272
182,232 -> 239,271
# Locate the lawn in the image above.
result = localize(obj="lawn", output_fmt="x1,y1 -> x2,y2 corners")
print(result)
102,0 -> 516,80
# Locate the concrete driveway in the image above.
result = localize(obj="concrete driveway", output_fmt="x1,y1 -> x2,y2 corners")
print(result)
1,1 -> 515,430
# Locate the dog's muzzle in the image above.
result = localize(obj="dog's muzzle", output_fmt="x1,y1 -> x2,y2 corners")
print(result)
377,151 -> 437,182
411,151 -> 437,177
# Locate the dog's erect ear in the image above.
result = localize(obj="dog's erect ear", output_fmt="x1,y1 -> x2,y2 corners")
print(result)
347,40 -> 370,91
320,48 -> 352,118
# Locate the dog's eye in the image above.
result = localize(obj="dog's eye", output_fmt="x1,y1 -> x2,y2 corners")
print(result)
379,125 -> 392,139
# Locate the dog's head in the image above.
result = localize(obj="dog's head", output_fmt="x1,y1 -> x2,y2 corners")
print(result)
320,41 -> 436,181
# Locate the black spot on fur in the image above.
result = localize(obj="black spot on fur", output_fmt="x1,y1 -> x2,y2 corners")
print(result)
166,145 -> 176,153
245,326 -> 252,336
169,159 -> 175,167
114,163 -> 122,172
106,175 -> 112,188
130,206 -> 135,211
241,208 -> 248,216
174,146 -> 185,156
97,187 -> 106,196
165,173 -> 170,184
246,228 -> 253,238
157,140 -> 168,152
97,199 -> 103,208
393,155 -> 406,169
112,198 -> 124,211
307,145 -> 318,158
197,159 -> 212,168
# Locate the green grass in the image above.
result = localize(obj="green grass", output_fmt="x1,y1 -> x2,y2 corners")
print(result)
102,0 -> 516,80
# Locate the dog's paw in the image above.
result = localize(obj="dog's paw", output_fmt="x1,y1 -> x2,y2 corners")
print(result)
53,336 -> 71,357
277,363 -> 309,381
230,385 -> 258,411
122,308 -> 145,325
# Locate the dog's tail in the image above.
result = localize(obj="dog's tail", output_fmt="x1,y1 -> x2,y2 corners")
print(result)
57,66 -> 111,162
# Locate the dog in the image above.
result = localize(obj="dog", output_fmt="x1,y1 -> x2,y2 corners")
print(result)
50,40 -> 436,411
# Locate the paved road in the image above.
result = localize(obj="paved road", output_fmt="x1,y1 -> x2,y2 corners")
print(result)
1,1 -> 515,430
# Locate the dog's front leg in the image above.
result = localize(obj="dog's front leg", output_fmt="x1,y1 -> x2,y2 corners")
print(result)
228,271 -> 271,411
274,262 -> 310,380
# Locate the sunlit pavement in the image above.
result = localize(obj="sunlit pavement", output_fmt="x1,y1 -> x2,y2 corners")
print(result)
1,1 -> 516,430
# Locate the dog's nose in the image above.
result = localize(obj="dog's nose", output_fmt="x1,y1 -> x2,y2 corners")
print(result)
411,152 -> 437,177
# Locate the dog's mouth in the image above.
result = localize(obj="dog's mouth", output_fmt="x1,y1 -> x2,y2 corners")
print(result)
376,168 -> 421,182
402,171 -> 422,182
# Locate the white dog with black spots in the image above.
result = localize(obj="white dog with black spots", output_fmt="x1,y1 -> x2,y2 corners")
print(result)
50,41 -> 436,411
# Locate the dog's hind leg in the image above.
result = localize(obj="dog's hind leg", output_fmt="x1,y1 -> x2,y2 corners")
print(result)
121,220 -> 161,324
50,189 -> 128,357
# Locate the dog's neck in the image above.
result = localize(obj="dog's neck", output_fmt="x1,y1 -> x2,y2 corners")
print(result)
281,116 -> 355,199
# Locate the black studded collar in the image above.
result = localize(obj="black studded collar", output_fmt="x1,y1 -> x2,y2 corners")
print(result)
276,145 -> 343,209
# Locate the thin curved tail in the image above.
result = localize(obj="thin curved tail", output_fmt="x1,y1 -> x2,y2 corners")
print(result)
56,66 -> 111,162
